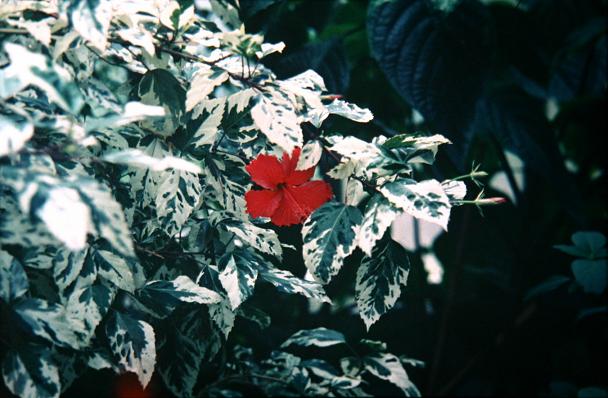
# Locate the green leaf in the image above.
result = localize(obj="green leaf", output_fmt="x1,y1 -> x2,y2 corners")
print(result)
356,239 -> 410,330
258,265 -> 331,303
138,69 -> 186,136
0,114 -> 34,157
364,353 -> 420,397
571,259 -> 607,295
302,202 -> 363,284
281,327 -> 346,348
66,0 -> 113,51
12,298 -> 83,349
2,344 -> 61,398
358,194 -> 401,256
155,169 -> 202,236
572,231 -> 607,258
523,275 -> 571,301
380,179 -> 452,231
218,249 -> 261,310
158,309 -> 220,398
0,249 -> 29,302
105,312 -> 156,388
137,275 -> 222,318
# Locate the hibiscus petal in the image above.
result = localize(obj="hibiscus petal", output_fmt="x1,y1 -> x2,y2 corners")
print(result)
245,189 -> 283,218
284,147 -> 315,185
271,181 -> 333,226
246,154 -> 286,189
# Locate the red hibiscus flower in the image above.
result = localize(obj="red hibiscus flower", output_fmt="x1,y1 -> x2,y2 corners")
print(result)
245,147 -> 333,226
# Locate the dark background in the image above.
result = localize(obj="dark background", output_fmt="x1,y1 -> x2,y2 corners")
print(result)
2,0 -> 604,397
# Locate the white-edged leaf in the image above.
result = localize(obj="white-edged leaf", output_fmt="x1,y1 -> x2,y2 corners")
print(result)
358,195 -> 401,256
2,345 -> 61,398
296,140 -> 323,171
92,249 -> 135,292
0,114 -> 34,157
302,202 -> 362,284
0,249 -> 29,302
106,312 -> 156,388
281,327 -> 346,348
380,179 -> 452,231
208,298 -> 236,339
356,239 -> 410,330
85,102 -> 165,132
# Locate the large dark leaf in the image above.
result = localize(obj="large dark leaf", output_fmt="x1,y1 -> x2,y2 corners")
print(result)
367,0 -> 494,150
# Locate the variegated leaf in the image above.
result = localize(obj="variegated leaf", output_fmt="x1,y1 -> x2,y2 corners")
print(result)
186,65 -> 228,111
77,178 -> 135,256
91,249 -> 136,292
103,149 -> 203,174
356,239 -> 410,330
106,312 -> 156,388
218,250 -> 261,310
380,179 -> 452,231
158,308 -> 221,398
251,90 -> 302,154
65,0 -> 113,51
358,195 -> 401,256
138,68 -> 186,136
12,298 -> 83,349
155,169 -> 202,236
0,114 -> 33,157
208,298 -> 236,339
224,220 -> 283,259
296,139 -> 323,171
2,345 -> 61,398
138,275 -> 222,318
364,353 -> 420,397
66,280 -> 115,344
191,101 -> 224,147
325,99 -> 373,123
0,249 -> 29,302
281,327 -> 346,348
258,265 -> 330,303
302,202 -> 362,284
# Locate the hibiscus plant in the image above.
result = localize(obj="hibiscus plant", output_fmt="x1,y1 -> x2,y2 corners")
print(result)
0,1 -> 496,397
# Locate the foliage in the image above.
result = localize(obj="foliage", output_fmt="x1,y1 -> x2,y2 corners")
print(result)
0,1 -> 494,397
